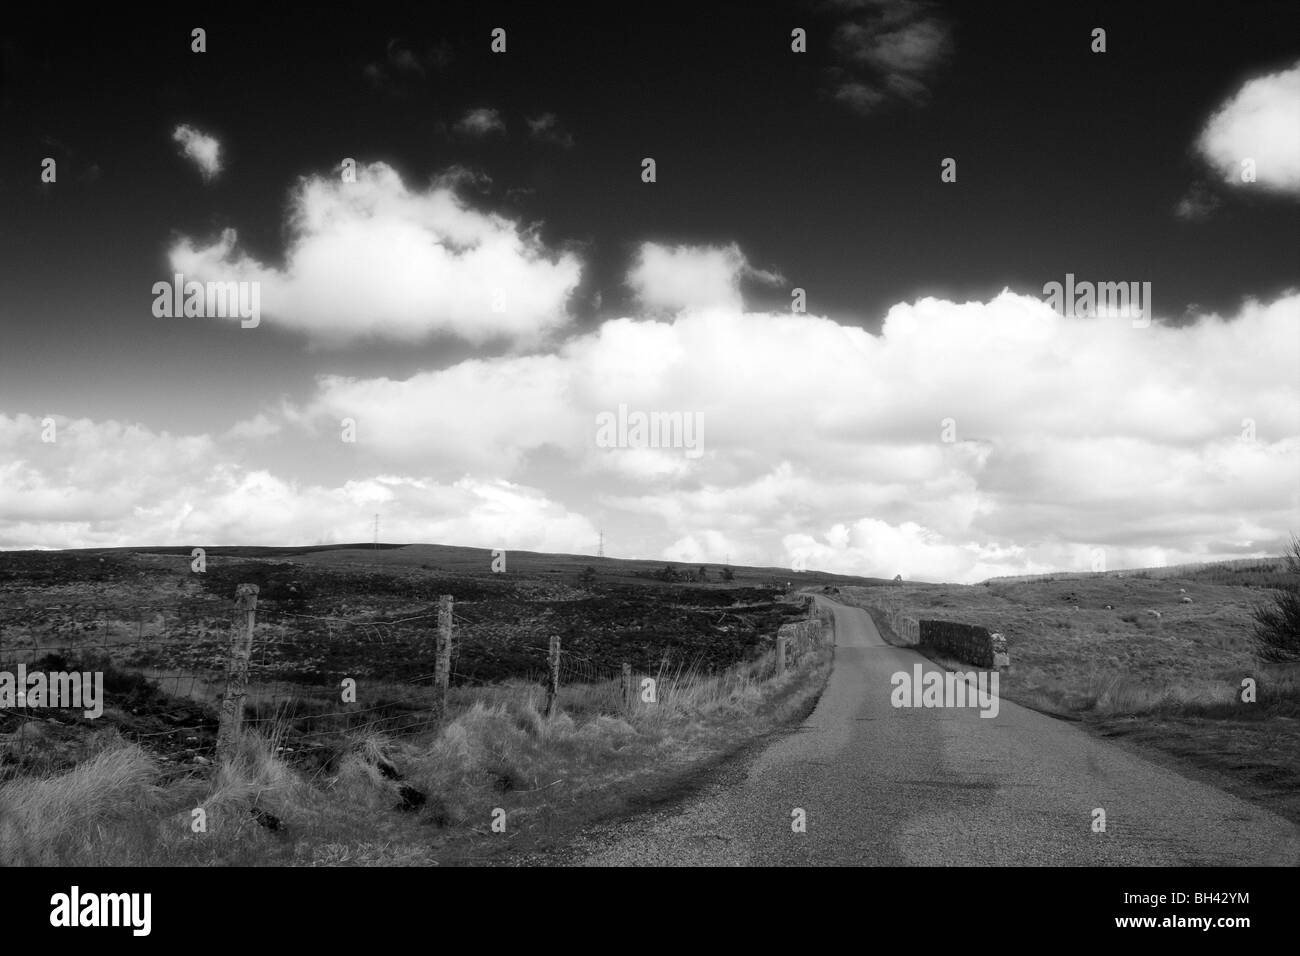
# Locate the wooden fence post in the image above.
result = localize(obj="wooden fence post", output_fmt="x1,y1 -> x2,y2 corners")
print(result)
545,634 -> 561,717
434,595 -> 453,717
776,634 -> 787,677
217,584 -> 258,765
620,662 -> 632,713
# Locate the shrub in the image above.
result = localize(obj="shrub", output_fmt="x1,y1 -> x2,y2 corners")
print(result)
1252,534 -> 1300,664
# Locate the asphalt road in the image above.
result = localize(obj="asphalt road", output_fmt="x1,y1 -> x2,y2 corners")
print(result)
567,596 -> 1300,865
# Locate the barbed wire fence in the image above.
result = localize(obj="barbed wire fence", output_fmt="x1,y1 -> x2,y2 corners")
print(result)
1,585 -> 829,774
0,598 -> 235,769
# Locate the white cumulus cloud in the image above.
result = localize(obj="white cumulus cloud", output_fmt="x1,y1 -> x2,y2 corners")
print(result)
7,243 -> 1297,583
167,162 -> 583,345
0,414 -> 596,553
279,283 -> 1300,582
627,242 -> 783,314
1196,61 -> 1300,195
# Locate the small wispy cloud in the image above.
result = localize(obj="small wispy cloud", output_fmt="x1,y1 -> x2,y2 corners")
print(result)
1174,182 -> 1221,222
824,0 -> 953,116
432,164 -> 493,192
454,107 -> 506,138
386,41 -> 425,78
527,113 -> 575,148
833,81 -> 886,114
364,38 -> 453,93
171,124 -> 222,182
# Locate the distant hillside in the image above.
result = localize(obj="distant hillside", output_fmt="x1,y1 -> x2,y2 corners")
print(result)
20,542 -> 898,590
983,556 -> 1291,589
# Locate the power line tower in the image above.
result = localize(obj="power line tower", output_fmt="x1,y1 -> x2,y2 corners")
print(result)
597,529 -> 605,558
373,514 -> 379,550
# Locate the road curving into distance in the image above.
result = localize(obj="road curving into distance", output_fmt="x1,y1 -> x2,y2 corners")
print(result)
566,596 -> 1300,866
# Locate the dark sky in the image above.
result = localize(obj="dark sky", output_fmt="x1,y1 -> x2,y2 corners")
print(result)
0,0 -> 1296,575
1,0 -> 1297,429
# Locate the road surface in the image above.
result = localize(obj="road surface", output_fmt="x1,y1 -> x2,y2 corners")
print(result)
566,596 -> 1300,865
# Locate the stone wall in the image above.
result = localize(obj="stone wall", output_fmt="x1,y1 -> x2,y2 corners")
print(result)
867,602 -> 920,644
919,620 -> 1010,669
777,616 -> 829,668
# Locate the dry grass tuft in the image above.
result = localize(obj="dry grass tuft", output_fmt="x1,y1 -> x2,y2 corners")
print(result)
0,741 -> 159,865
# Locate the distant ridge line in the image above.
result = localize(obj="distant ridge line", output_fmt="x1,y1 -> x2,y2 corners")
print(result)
983,555 -> 1286,585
